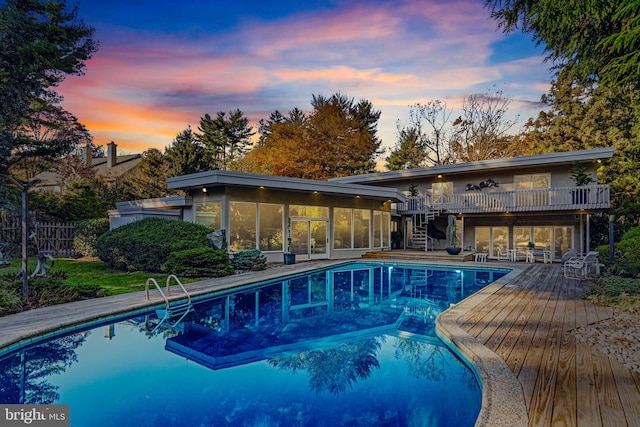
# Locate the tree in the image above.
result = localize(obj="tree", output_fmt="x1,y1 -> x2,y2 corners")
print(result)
519,70 -> 640,229
410,100 -> 455,166
0,0 -> 97,171
197,109 -> 254,171
485,0 -> 640,88
450,88 -> 520,162
240,93 -> 382,180
117,149 -> 173,200
9,101 -> 93,180
165,126 -> 210,176
0,0 -> 97,205
385,125 -> 427,170
239,108 -> 309,177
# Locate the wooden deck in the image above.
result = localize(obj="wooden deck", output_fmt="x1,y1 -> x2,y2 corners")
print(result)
440,263 -> 640,427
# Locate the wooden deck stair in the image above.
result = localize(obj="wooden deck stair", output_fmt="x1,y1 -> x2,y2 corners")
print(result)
362,249 -> 475,262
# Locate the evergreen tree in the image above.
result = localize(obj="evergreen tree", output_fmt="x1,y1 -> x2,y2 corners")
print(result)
165,126 -> 210,176
385,126 -> 426,170
118,149 -> 172,200
0,0 -> 97,205
485,0 -> 640,88
197,109 -> 254,170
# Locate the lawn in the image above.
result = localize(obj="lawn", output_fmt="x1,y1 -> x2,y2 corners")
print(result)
4,257 -> 199,296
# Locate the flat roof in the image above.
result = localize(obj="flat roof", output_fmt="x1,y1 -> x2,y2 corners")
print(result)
167,170 -> 407,202
329,147 -> 615,184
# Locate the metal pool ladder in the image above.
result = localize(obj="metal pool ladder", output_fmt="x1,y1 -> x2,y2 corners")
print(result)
145,274 -> 193,333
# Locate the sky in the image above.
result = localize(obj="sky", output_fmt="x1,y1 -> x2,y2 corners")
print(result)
57,0 -> 553,162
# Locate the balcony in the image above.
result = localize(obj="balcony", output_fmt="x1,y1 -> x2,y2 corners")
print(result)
396,185 -> 610,215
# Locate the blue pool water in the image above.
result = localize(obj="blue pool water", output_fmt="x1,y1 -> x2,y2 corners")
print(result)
0,262 -> 508,426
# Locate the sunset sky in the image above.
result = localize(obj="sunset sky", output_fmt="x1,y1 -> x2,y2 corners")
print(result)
58,0 -> 552,160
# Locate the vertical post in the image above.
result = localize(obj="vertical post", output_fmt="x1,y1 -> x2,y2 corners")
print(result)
609,215 -> 615,263
9,177 -> 39,302
21,185 -> 28,300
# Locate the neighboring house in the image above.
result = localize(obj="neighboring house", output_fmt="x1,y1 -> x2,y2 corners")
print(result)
109,171 -> 406,263
108,147 -> 614,263
33,142 -> 142,192
330,147 -> 614,261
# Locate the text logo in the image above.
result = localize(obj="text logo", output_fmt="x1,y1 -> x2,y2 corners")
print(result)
1,405 -> 69,426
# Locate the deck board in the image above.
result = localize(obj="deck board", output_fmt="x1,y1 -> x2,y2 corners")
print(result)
453,262 -> 640,427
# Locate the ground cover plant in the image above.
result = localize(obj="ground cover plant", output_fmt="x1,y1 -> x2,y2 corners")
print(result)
588,225 -> 640,312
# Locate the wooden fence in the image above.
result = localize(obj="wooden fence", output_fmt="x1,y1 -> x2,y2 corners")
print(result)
1,214 -> 76,257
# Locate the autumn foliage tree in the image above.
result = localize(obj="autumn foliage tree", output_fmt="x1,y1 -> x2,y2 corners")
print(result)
240,93 -> 382,180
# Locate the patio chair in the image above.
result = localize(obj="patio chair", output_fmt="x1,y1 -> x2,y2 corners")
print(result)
563,251 -> 599,279
494,247 -> 510,261
560,248 -> 578,265
532,247 -> 550,263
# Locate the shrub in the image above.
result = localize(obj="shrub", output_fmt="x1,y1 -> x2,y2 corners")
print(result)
0,287 -> 22,316
96,218 -> 214,272
74,218 -> 110,257
232,249 -> 267,271
162,247 -> 234,277
596,225 -> 640,278
0,272 -> 101,315
621,226 -> 640,241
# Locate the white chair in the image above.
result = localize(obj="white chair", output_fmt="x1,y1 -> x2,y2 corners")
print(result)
494,247 -> 510,261
474,253 -> 488,262
563,251 -> 599,279
532,247 -> 550,263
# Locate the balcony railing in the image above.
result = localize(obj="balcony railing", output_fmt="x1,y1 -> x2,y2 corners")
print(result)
396,185 -> 610,214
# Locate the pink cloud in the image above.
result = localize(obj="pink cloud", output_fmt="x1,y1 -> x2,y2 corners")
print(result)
55,0 -> 552,156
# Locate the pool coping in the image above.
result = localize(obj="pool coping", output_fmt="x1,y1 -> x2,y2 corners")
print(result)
0,259 -> 529,426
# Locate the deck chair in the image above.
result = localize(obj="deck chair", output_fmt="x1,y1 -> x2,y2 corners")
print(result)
532,247 -> 550,263
560,248 -> 578,265
563,251 -> 599,279
494,247 -> 510,261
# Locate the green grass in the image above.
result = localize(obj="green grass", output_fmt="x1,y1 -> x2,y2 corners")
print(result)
4,257 -> 201,296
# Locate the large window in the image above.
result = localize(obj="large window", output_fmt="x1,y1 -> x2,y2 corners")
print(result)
373,210 -> 390,248
195,201 -> 221,229
475,226 -> 508,258
432,182 -> 453,204
353,209 -> 370,249
259,204 -> 283,252
229,202 -> 256,252
515,174 -> 549,206
229,202 -> 284,252
334,208 -> 352,249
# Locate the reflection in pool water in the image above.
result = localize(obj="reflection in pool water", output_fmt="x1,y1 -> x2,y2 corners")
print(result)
0,262 -> 507,426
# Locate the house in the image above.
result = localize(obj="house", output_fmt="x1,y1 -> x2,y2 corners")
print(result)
330,147 -> 614,261
109,147 -> 614,263
33,141 -> 142,192
109,170 -> 406,263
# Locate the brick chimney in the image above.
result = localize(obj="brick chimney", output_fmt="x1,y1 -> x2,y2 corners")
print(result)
107,141 -> 117,168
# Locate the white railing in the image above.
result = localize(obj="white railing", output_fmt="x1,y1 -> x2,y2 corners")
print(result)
396,185 -> 609,214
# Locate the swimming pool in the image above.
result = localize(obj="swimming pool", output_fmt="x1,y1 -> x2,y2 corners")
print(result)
0,262 -> 508,426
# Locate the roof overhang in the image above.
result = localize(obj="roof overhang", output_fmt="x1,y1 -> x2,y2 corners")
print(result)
115,195 -> 192,211
167,170 -> 406,203
329,147 -> 615,184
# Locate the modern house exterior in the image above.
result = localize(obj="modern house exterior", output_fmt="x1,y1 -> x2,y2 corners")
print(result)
109,147 -> 614,263
331,147 -> 614,261
109,171 -> 406,263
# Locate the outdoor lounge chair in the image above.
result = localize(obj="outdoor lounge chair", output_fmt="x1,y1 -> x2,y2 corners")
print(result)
494,247 -> 510,261
563,251 -> 599,279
